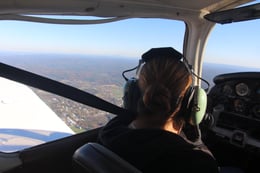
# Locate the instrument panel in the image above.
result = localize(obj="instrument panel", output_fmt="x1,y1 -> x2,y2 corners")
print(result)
206,72 -> 260,148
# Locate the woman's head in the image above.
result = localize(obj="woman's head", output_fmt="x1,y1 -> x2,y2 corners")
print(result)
137,55 -> 192,126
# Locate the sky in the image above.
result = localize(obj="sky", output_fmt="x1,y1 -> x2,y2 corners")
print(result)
0,18 -> 185,56
0,14 -> 259,68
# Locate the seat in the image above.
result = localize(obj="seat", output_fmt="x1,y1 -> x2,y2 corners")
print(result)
72,142 -> 142,173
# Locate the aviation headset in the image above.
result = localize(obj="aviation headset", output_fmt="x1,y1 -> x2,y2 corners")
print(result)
122,47 -> 208,125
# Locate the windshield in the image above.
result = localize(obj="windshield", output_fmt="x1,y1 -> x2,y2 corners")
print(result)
0,19 -> 185,152
202,19 -> 260,89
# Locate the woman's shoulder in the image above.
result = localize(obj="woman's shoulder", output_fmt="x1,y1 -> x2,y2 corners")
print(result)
144,150 -> 219,173
151,149 -> 219,173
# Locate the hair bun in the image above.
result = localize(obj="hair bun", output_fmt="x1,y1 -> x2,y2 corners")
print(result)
142,84 -> 171,114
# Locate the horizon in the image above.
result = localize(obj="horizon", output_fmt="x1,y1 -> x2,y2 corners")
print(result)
0,51 -> 259,69
0,54 -> 259,91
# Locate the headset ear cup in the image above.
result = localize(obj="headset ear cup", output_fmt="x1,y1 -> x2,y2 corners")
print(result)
189,86 -> 207,125
123,77 -> 141,112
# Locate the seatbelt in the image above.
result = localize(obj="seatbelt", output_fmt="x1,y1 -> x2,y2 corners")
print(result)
0,62 -> 128,116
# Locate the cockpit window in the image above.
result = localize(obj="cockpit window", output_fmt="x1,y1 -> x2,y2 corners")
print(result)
0,19 -> 185,152
203,20 -> 259,88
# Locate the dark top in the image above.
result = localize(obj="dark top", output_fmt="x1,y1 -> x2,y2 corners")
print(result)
98,113 -> 219,173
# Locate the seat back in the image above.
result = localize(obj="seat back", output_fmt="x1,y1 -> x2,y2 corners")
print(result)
72,142 -> 142,173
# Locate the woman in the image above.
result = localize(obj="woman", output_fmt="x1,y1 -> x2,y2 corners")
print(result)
98,47 -> 219,173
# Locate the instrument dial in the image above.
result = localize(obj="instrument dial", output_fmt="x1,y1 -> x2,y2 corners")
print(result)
223,84 -> 233,96
235,83 -> 249,96
233,99 -> 246,113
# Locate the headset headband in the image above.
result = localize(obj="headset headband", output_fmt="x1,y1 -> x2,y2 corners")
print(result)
141,47 -> 183,63
137,47 -> 191,77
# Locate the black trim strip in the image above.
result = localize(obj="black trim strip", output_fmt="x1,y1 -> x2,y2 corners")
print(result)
213,72 -> 260,84
0,62 -> 128,116
204,3 -> 260,24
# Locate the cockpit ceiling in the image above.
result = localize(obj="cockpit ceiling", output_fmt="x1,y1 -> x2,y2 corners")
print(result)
0,0 -> 254,20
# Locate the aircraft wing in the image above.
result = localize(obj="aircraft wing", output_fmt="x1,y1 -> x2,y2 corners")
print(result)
0,77 -> 74,152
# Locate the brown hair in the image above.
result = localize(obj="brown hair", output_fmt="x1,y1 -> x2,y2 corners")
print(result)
137,56 -> 192,125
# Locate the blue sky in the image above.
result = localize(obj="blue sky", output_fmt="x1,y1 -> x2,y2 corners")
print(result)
0,19 -> 184,56
205,20 -> 259,68
0,17 -> 259,68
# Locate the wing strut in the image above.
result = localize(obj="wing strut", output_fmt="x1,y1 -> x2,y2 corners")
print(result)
0,62 -> 128,116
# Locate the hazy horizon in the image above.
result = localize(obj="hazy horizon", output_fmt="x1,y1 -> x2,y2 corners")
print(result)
0,53 -> 259,92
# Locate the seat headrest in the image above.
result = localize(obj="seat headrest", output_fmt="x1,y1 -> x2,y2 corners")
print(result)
72,142 -> 142,173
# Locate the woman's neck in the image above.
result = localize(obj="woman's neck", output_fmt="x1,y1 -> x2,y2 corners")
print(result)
129,117 -> 182,134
